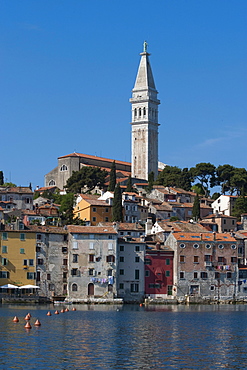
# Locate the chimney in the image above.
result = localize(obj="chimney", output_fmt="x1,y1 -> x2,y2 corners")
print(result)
213,232 -> 216,241
200,233 -> 203,240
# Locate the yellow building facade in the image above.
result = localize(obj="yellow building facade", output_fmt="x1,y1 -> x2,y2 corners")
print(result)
0,229 -> 36,286
73,198 -> 112,226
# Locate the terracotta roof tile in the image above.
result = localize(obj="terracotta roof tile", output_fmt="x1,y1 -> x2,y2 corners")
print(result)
67,225 -> 117,234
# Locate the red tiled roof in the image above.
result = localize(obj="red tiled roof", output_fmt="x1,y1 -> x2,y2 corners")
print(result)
58,152 -> 131,166
172,232 -> 236,242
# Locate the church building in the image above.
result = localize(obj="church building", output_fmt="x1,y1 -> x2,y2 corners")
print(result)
45,43 -> 160,189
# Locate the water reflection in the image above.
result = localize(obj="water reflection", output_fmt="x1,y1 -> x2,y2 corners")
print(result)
1,304 -> 247,369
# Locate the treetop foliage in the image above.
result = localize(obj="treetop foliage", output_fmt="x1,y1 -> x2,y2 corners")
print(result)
66,166 -> 107,194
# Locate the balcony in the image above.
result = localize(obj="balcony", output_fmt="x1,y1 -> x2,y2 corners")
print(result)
204,261 -> 212,267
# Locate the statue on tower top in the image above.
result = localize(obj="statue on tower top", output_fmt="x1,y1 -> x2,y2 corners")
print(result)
143,40 -> 148,52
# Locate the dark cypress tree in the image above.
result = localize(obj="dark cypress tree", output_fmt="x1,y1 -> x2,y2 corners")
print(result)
126,175 -> 133,192
108,161 -> 116,191
147,171 -> 154,193
0,171 -> 4,186
192,194 -> 201,221
112,183 -> 123,222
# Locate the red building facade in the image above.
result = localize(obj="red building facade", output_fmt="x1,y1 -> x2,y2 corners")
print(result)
145,243 -> 174,298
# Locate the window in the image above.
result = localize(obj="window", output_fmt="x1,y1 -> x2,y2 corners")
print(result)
168,286 -> 173,295
205,255 -> 212,262
47,273 -> 51,280
2,246 -> 7,253
2,258 -> 8,266
135,257 -> 140,263
49,283 -> 55,291
2,232 -> 8,240
166,271 -> 170,277
107,269 -> 112,276
36,271 -> 40,281
105,217 -> 109,222
218,257 -> 225,264
48,180 -> 56,186
92,207 -> 96,212
73,254 -> 78,263
135,246 -> 140,252
180,271 -> 185,279
210,285 -> 215,291
194,272 -> 198,279
71,268 -> 79,276
201,272 -> 208,279
23,259 -> 28,266
119,269 -> 124,275
194,256 -> 199,264
37,258 -> 43,265
62,246 -> 68,253
20,233 -> 25,241
218,244 -> 224,249
29,259 -> 34,266
60,164 -> 68,171
193,244 -> 199,249
120,245 -> 124,252
231,244 -> 237,250
92,217 -> 96,222
27,272 -> 36,279
119,283 -> 124,290
215,272 -> 220,279
120,256 -> 124,262
149,283 -> 161,289
105,208 -> 109,213
223,219 -> 226,224
206,244 -> 211,249
180,255 -> 185,263
72,283 -> 78,291
63,259 -> 68,266
180,243 -> 185,249
143,107 -> 146,116
131,283 -> 139,292
145,270 -> 150,277
0,271 -> 9,278
144,258 -> 151,265
108,235 -> 113,240
135,270 -> 139,279
226,272 -> 232,279
106,255 -> 115,263
89,254 -> 95,262
134,108 -> 137,117
89,242 -> 94,250
231,257 -> 237,263
88,269 -> 94,276
36,234 -> 42,240
108,243 -> 113,250
166,259 -> 170,265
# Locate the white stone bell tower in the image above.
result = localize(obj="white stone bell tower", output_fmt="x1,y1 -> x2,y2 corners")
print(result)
130,42 -> 160,181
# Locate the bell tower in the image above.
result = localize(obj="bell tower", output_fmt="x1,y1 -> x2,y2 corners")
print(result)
130,42 -> 160,181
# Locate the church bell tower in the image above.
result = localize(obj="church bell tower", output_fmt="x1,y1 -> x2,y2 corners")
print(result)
130,42 -> 160,181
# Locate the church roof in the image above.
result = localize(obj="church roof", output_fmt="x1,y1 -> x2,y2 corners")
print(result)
58,152 -> 130,166
133,51 -> 156,91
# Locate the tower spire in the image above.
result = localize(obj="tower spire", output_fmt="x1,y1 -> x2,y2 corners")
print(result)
130,43 -> 160,181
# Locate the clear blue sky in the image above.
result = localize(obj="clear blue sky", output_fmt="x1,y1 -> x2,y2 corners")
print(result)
0,0 -> 246,187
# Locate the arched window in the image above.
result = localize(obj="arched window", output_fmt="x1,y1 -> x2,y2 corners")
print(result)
143,107 -> 146,116
48,180 -> 56,186
72,283 -> 78,292
134,108 -> 137,117
60,164 -> 68,171
139,108 -> 142,117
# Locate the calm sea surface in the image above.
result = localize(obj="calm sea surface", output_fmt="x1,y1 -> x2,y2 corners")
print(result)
1,303 -> 247,369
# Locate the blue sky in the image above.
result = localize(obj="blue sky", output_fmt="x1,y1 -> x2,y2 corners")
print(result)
0,1 -> 246,187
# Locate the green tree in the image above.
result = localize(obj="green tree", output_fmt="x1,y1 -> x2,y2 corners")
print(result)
0,171 -> 4,186
216,164 -> 235,194
180,168 -> 192,191
156,166 -> 182,187
126,175 -> 133,192
59,193 -> 75,225
190,163 -> 216,196
191,183 -> 205,196
169,216 -> 179,221
3,182 -> 17,187
66,166 -> 107,194
108,161 -> 116,191
230,168 -> 247,196
211,192 -> 221,200
232,195 -> 247,220
147,171 -> 154,193
192,194 -> 201,221
112,184 -> 123,222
